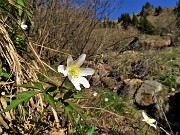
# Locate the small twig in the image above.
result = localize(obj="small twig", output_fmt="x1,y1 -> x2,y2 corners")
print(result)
81,106 -> 123,119
28,41 -> 47,73
32,43 -> 71,56
93,27 -> 108,65
39,33 -> 49,58
0,81 -> 14,85
157,101 -> 173,134
51,107 -> 60,128
161,109 -> 173,134
160,127 -> 171,135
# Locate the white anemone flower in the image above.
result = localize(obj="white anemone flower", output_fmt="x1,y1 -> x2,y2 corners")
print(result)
21,21 -> 28,30
142,111 -> 157,129
58,54 -> 94,90
93,92 -> 98,97
104,98 -> 108,102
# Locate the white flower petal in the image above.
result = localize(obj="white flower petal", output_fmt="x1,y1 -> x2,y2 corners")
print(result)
142,111 -> 148,120
80,68 -> 95,76
149,123 -> 156,129
142,119 -> 146,122
58,65 -> 67,76
70,78 -> 81,90
148,118 -> 156,124
21,24 -> 27,30
68,74 -> 90,90
142,111 -> 157,129
105,98 -> 108,102
77,77 -> 90,88
59,54 -> 94,90
93,92 -> 98,97
75,54 -> 86,67
67,55 -> 73,68
67,73 -> 73,80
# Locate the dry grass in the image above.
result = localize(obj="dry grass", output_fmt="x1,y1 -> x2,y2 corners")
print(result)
0,21 -> 62,134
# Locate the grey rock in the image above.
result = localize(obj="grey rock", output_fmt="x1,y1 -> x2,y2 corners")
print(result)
175,76 -> 180,84
135,80 -> 163,106
122,79 -> 143,104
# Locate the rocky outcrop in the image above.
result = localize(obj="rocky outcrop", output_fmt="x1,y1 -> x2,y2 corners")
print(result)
120,78 -> 180,133
121,79 -> 163,106
121,79 -> 143,104
135,80 -> 163,106
175,76 -> 180,84
139,35 -> 172,49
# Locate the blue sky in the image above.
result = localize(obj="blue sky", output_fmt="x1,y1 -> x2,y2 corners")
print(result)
109,0 -> 178,20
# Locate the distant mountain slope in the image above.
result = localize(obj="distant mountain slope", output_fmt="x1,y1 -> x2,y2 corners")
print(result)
147,8 -> 177,34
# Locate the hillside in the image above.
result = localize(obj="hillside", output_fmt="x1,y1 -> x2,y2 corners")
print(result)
0,1 -> 179,135
87,5 -> 180,135
147,8 -> 178,34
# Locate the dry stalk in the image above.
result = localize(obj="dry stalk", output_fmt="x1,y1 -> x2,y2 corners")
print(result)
0,21 -> 40,130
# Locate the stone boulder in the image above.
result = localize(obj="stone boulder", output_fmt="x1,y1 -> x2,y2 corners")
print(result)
121,79 -> 143,104
135,80 -> 163,106
175,76 -> 180,84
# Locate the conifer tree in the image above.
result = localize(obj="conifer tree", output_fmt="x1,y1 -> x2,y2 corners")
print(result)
154,6 -> 162,16
175,0 -> 180,27
103,16 -> 110,28
141,2 -> 153,16
131,14 -> 139,26
138,16 -> 155,35
144,2 -> 151,9
119,13 -> 131,29
176,0 -> 180,17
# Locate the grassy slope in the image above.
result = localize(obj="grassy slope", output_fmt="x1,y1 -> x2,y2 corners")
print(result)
78,7 -> 180,134
148,8 -> 176,29
39,7 -> 179,134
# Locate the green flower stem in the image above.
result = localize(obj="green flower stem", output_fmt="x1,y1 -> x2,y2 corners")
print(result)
59,76 -> 67,88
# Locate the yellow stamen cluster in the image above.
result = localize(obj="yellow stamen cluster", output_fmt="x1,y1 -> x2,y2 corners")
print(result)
68,65 -> 81,78
146,118 -> 152,123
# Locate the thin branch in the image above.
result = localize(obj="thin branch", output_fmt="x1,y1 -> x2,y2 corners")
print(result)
81,106 -> 123,119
